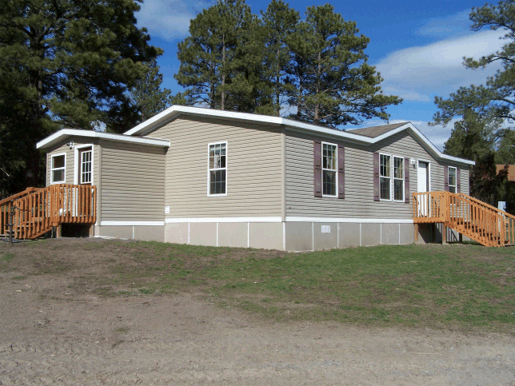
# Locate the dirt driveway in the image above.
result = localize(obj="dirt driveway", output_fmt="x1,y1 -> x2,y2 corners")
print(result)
0,239 -> 514,385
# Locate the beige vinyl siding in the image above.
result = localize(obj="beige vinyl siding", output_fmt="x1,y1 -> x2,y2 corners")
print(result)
149,116 -> 283,218
100,141 -> 165,221
285,129 -> 471,219
45,138 -> 100,187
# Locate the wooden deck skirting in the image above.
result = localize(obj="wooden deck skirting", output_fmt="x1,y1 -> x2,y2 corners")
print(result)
0,184 -> 96,240
413,191 -> 515,247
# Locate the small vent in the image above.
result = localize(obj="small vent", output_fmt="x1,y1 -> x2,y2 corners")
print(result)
321,225 -> 331,233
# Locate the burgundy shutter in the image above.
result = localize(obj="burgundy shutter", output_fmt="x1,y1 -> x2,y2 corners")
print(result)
404,158 -> 410,203
373,152 -> 380,201
444,166 -> 449,192
338,145 -> 345,199
314,141 -> 322,197
457,168 -> 461,193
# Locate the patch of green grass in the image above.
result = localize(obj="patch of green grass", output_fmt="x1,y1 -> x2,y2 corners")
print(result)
10,238 -> 515,333
123,242 -> 515,332
1,253 -> 15,262
12,275 -> 26,280
115,327 -> 129,333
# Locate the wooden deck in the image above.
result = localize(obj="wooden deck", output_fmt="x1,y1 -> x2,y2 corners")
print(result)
413,191 -> 515,247
0,184 -> 96,240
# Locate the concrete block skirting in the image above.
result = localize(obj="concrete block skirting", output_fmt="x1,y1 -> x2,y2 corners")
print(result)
95,219 -> 417,251
164,221 -> 285,250
95,225 -> 165,242
285,221 -> 415,251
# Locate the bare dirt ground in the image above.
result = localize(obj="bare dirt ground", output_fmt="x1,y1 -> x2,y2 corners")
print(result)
0,238 -> 514,385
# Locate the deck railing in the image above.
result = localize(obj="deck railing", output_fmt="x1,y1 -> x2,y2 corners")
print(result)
0,184 -> 96,239
413,191 -> 515,247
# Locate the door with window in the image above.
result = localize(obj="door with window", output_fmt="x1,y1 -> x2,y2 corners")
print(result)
417,161 -> 429,216
78,147 -> 92,185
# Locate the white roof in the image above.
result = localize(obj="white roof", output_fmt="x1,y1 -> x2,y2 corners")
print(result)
36,129 -> 170,150
124,105 -> 475,166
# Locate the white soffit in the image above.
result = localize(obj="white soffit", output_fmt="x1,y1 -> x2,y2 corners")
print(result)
124,105 -> 474,166
37,129 -> 170,150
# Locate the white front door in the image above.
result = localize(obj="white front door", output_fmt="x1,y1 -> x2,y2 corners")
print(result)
417,161 -> 429,216
417,161 -> 428,192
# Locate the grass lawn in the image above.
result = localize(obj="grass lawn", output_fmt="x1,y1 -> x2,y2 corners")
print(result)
2,239 -> 515,332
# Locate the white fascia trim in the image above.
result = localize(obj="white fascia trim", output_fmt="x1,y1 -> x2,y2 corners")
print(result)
165,217 -> 282,223
123,106 -> 474,166
101,221 -> 165,226
36,129 -> 170,150
286,217 -> 414,224
124,105 -> 285,136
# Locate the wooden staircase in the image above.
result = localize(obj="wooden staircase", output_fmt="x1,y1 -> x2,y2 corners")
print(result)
0,184 -> 96,240
413,191 -> 515,247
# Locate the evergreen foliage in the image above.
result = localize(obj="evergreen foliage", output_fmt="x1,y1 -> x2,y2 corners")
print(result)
174,0 -> 401,126
0,0 -> 162,195
131,59 -> 173,123
442,111 -> 509,205
261,0 -> 300,116
174,0 -> 258,111
434,0 -> 515,125
285,4 -> 402,126
434,1 -> 515,208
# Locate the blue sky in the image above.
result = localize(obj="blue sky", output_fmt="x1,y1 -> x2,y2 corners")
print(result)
135,0 -> 506,150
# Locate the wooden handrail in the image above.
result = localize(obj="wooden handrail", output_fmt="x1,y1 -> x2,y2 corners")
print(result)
0,187 -> 39,206
0,184 -> 96,239
413,191 -> 513,247
455,192 -> 515,222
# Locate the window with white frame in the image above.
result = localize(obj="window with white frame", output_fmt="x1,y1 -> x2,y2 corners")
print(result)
80,148 -> 92,184
208,142 -> 226,195
322,143 -> 337,196
393,156 -> 404,201
380,154 -> 391,200
448,166 -> 457,193
51,154 -> 66,183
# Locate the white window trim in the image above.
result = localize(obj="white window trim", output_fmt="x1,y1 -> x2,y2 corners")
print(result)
448,166 -> 457,193
321,141 -> 338,197
393,156 -> 405,202
50,153 -> 66,184
379,152 -> 392,201
73,144 -> 94,185
207,141 -> 228,197
417,159 -> 432,192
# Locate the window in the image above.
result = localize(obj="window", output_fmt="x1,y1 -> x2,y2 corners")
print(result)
448,166 -> 457,193
208,142 -> 226,195
393,156 -> 404,201
322,143 -> 337,196
80,148 -> 92,184
380,154 -> 391,200
51,154 -> 66,183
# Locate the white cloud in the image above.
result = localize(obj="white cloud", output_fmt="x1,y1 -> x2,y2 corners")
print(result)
415,10 -> 471,39
374,29 -> 506,102
136,0 -> 197,41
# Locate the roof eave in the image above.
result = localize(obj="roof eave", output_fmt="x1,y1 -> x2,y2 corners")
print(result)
36,129 -> 170,150
123,106 -> 475,167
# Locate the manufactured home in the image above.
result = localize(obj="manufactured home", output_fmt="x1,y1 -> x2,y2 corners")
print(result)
3,106 -> 513,248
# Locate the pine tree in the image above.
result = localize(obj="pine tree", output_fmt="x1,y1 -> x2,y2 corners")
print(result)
443,110 -> 497,161
261,0 -> 300,116
131,59 -> 173,123
285,4 -> 402,127
434,0 -> 515,124
0,0 -> 161,192
174,0 -> 256,110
